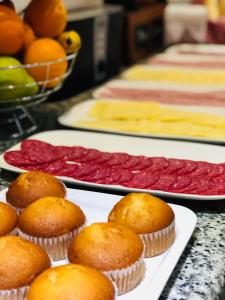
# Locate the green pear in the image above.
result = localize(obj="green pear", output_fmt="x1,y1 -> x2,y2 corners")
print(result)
0,56 -> 39,101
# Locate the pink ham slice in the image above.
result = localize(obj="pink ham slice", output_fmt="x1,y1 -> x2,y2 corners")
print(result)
98,86 -> 225,107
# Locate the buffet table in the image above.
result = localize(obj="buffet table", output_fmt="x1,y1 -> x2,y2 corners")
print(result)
1,90 -> 225,300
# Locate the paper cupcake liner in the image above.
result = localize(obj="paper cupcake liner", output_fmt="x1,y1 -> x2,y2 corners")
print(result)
8,227 -> 18,236
0,286 -> 28,300
18,225 -> 85,261
140,220 -> 176,257
104,250 -> 145,295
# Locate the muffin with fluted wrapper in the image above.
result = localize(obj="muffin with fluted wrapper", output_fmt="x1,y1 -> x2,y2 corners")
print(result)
26,264 -> 117,300
0,202 -> 18,236
0,236 -> 50,300
68,222 -> 145,295
6,171 -> 66,211
108,193 -> 175,257
18,196 -> 86,260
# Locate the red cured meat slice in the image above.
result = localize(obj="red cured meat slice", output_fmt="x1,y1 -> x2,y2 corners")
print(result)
124,171 -> 159,189
21,139 -> 61,163
72,163 -> 100,180
190,162 -> 213,177
189,179 -> 213,195
56,146 -> 75,159
208,164 -> 225,178
121,156 -> 151,171
163,159 -> 186,175
66,146 -> 89,161
167,176 -> 193,192
4,150 -> 41,166
81,167 -> 112,182
15,162 -> 50,171
146,157 -> 169,172
151,175 -> 177,190
75,149 -> 101,163
211,174 -> 225,184
116,169 -> 134,183
103,153 -> 130,167
176,160 -> 198,176
97,168 -> 122,184
94,152 -> 114,164
56,163 -> 79,177
42,160 -> 67,174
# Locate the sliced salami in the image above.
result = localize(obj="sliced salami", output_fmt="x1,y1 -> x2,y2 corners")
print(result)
21,139 -> 61,163
146,157 -> 169,172
116,169 -> 134,183
190,162 -> 213,177
167,176 -> 193,192
81,167 -> 112,182
67,146 -> 89,161
124,171 -> 160,189
163,159 -> 186,175
4,150 -> 40,166
42,160 -> 67,174
75,149 -> 101,163
151,174 -> 176,190
103,153 -> 130,167
72,163 -> 100,180
208,164 -> 225,178
97,168 -> 122,184
122,156 -> 151,171
94,152 -> 114,164
176,160 -> 198,176
57,163 -> 79,177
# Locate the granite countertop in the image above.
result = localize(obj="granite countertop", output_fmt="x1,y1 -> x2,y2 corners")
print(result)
0,92 -> 225,300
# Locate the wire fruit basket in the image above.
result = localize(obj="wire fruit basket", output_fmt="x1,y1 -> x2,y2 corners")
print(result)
0,52 -> 76,140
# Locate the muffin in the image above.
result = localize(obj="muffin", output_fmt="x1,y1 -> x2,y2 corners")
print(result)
108,193 -> 175,257
26,264 -> 117,300
68,222 -> 145,295
0,236 -> 50,300
18,196 -> 86,261
0,202 -> 18,236
6,171 -> 66,211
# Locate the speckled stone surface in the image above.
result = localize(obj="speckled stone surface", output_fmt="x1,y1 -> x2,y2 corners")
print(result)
1,92 -> 225,300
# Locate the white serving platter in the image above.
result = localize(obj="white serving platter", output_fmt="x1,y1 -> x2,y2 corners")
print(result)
1,130 -> 225,201
165,43 -> 225,55
58,98 -> 225,145
0,187 -> 197,300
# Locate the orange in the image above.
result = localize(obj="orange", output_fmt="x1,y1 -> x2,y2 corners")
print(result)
0,5 -> 24,55
24,38 -> 68,88
22,22 -> 36,51
24,0 -> 67,38
0,0 -> 15,10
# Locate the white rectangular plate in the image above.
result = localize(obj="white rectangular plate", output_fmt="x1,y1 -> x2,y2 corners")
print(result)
58,98 -> 225,144
0,187 -> 197,300
165,43 -> 225,55
1,130 -> 225,201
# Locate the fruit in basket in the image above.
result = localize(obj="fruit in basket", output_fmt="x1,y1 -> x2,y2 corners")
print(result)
58,31 -> 82,54
22,22 -> 36,51
24,38 -> 68,89
0,5 -> 25,55
0,56 -> 38,101
24,0 -> 67,38
0,0 -> 15,10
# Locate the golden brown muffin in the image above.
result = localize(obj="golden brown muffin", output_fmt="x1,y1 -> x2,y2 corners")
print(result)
0,202 -> 18,236
108,193 -> 176,257
0,236 -> 50,298
18,196 -> 86,261
6,171 -> 66,209
68,222 -> 144,295
26,264 -> 116,300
